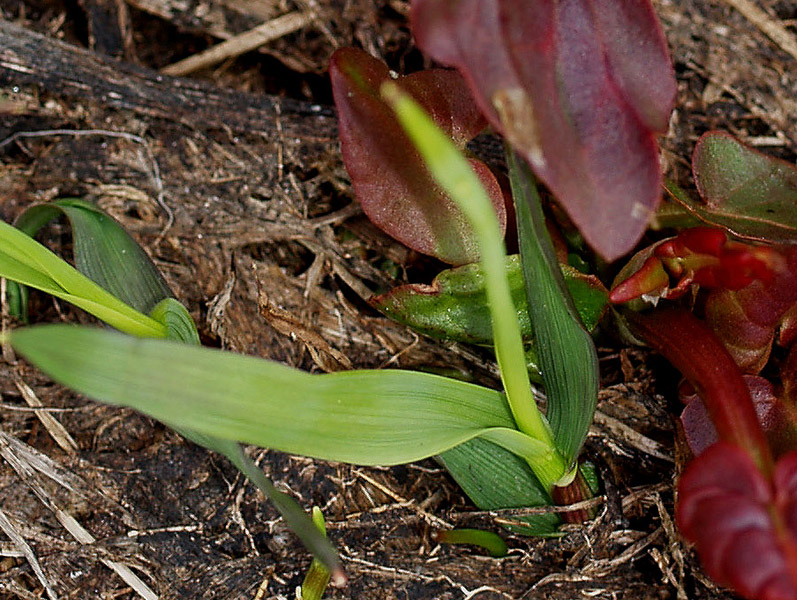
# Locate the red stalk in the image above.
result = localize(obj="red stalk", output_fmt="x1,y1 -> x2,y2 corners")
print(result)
625,308 -> 774,476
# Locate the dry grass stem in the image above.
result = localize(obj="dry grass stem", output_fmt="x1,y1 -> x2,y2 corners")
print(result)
0,506 -> 58,600
160,11 -> 313,76
722,0 -> 797,61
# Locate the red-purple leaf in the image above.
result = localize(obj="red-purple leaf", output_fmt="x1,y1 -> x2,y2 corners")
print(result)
680,376 -> 779,457
706,245 -> 797,373
329,47 -> 507,265
411,0 -> 676,261
678,443 -> 797,600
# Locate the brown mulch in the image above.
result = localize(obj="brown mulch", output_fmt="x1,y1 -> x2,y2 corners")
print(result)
0,1 -> 795,598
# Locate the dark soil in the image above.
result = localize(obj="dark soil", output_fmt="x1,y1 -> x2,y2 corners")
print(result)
0,1 -> 795,599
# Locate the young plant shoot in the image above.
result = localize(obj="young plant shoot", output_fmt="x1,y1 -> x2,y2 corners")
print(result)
2,95 -> 598,588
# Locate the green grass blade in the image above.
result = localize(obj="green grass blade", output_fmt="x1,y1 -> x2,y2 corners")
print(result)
300,507 -> 333,599
13,199 -> 173,314
0,220 -> 166,337
9,325 -> 523,466
381,83 -> 566,489
507,150 -> 599,466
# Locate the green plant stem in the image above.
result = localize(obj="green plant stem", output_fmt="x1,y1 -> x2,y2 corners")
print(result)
382,82 -> 566,489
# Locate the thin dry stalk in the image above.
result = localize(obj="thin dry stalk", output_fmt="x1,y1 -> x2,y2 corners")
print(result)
0,506 -> 58,600
722,0 -> 797,61
160,11 -> 313,76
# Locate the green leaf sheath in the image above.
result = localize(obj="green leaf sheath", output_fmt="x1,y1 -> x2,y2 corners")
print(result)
438,438 -> 560,535
10,325 -> 521,466
508,150 -> 599,468
381,83 -> 566,488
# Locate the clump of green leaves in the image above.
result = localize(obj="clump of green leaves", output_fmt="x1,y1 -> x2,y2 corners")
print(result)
1,86 -> 601,590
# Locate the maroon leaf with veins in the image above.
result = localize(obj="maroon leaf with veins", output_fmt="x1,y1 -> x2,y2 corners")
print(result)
329,47 -> 507,265
678,444 -> 797,600
411,0 -> 676,261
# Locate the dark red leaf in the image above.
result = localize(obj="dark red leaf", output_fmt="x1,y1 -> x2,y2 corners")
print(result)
680,376 -> 779,457
329,47 -> 507,265
706,245 -> 797,373
678,443 -> 797,600
411,0 -> 676,261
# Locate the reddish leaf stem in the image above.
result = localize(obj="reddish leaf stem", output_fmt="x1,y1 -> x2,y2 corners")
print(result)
625,308 -> 774,477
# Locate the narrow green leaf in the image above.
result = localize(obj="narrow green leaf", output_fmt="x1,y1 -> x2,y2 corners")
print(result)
438,438 -> 560,536
10,325 -> 525,466
381,82 -> 566,489
479,427 -> 558,464
508,150 -> 599,467
0,223 -> 166,338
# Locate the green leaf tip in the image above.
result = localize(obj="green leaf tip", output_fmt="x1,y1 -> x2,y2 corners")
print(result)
434,528 -> 508,558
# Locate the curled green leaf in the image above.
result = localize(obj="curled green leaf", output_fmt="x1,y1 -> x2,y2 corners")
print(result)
372,255 -> 607,345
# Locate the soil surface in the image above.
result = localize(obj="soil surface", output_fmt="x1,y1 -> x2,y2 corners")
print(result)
0,1 -> 795,599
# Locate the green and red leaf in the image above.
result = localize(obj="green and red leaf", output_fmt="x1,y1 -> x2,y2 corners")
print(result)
678,132 -> 797,243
